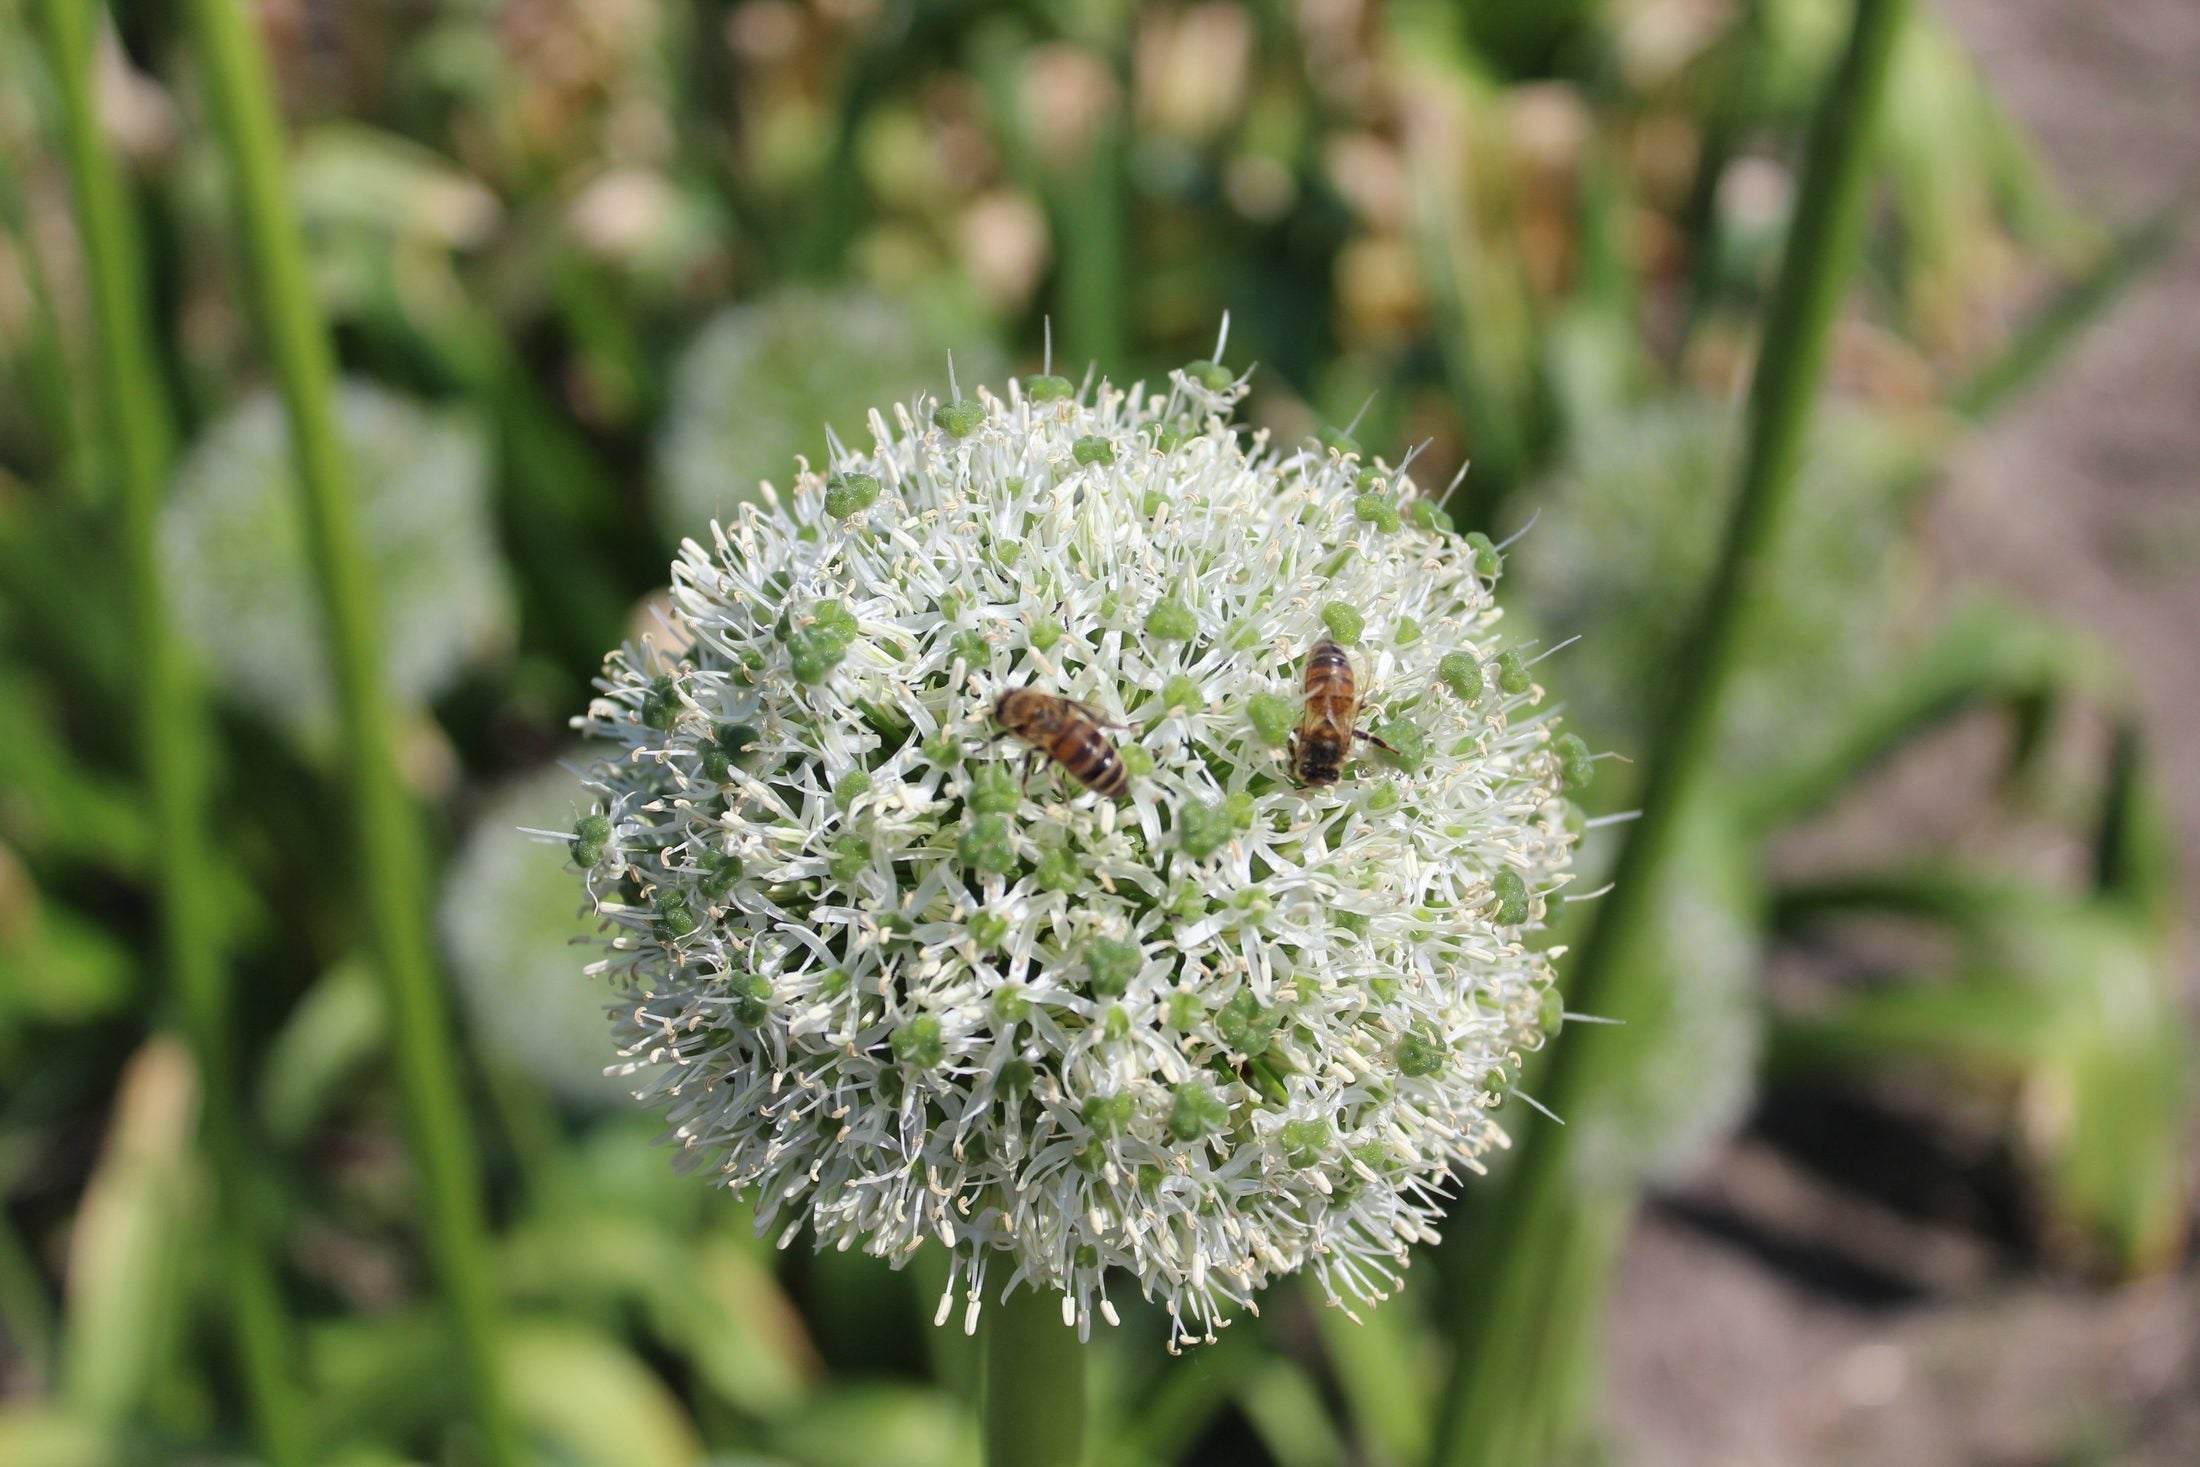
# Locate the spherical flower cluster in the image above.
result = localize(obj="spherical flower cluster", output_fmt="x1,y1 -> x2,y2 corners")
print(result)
442,760 -> 631,1108
163,381 -> 511,746
655,287 -> 1003,541
572,355 -> 1580,1348
1510,397 -> 1929,777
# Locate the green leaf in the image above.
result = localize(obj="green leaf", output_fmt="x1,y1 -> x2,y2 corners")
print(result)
60,1042 -> 201,1430
258,960 -> 387,1145
768,1385 -> 978,1467
504,1323 -> 704,1467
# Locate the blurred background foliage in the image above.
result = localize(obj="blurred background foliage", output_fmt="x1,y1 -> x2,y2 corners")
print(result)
0,0 -> 2187,1464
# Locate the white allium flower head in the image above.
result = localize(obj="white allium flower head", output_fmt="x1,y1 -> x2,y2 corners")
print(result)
656,287 -> 1004,541
572,335 -> 1581,1350
442,760 -> 630,1108
162,381 -> 511,745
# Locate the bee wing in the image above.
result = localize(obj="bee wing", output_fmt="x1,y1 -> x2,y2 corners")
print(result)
1066,697 -> 1130,730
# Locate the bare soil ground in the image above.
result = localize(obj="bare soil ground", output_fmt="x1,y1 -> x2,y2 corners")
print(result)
1605,1 -> 2200,1462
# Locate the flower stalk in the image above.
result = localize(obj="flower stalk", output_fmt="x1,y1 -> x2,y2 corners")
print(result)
179,0 -> 516,1459
984,1286 -> 1087,1467
33,2 -> 306,1459
1432,1 -> 1912,1463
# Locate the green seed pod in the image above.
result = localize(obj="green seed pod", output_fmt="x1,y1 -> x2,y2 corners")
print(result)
1166,991 -> 1203,1029
641,675 -> 682,730
1185,360 -> 1234,391
934,400 -> 986,438
1082,1091 -> 1137,1137
892,1015 -> 946,1069
698,850 -> 744,898
827,835 -> 871,885
1085,937 -> 1142,997
968,765 -> 1022,815
1279,1117 -> 1332,1169
957,814 -> 1017,873
1320,602 -> 1364,646
1551,732 -> 1594,791
653,892 -> 698,941
1072,435 -> 1115,467
1494,649 -> 1532,696
825,472 -> 883,519
923,731 -> 963,768
951,630 -> 989,668
730,971 -> 774,1026
1438,652 -> 1485,703
1170,1081 -> 1229,1142
1354,493 -> 1402,533
570,814 -> 613,868
1177,800 -> 1233,859
1462,531 -> 1501,578
1034,848 -> 1081,891
1491,867 -> 1529,925
787,628 -> 849,684
1163,674 -> 1203,713
1397,1028 -> 1447,1078
1145,598 -> 1197,641
1247,692 -> 1296,748
811,599 -> 859,645
1029,615 -> 1064,651
1408,499 -> 1454,535
1024,374 -> 1075,402
1217,990 -> 1277,1057
834,770 -> 873,807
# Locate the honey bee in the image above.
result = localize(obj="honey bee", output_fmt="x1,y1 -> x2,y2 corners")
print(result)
991,689 -> 1131,799
1291,639 -> 1391,785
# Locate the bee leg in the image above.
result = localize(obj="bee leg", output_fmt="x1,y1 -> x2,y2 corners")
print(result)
1353,728 -> 1397,753
1020,751 -> 1042,789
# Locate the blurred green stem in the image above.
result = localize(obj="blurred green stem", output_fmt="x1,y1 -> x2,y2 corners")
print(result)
985,1287 -> 1085,1467
1432,2 -> 1910,1464
33,3 -> 307,1461
180,2 -> 517,1462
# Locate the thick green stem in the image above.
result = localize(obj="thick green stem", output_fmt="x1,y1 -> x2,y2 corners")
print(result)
1432,3 -> 1910,1465
984,1286 -> 1086,1467
33,4 -> 307,1461
178,2 -> 517,1461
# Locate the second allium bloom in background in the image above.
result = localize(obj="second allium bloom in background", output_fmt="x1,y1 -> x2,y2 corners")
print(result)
571,358 -> 1583,1350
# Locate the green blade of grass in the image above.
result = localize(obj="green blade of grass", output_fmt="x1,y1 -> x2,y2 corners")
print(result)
178,1 -> 517,1460
32,3 -> 307,1460
1953,200 -> 2185,421
1737,597 -> 2121,832
1432,3 -> 1912,1464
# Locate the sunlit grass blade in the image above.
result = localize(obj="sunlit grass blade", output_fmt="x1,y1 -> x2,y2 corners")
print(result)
1432,2 -> 1912,1463
32,3 -> 307,1459
178,0 -> 516,1460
